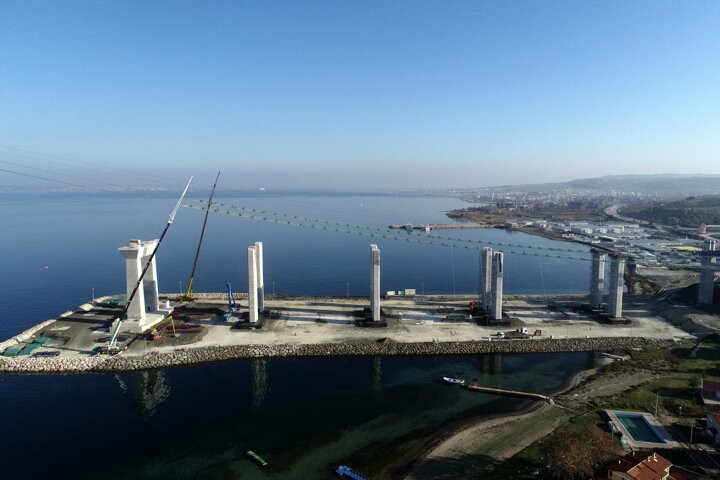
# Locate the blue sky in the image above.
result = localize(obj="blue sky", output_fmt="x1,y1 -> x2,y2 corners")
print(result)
1,1 -> 719,190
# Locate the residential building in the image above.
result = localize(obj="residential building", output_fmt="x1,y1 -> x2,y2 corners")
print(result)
701,379 -> 720,406
608,451 -> 671,480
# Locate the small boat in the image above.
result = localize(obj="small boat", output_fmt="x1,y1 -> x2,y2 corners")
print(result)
335,465 -> 369,479
442,376 -> 465,385
246,450 -> 268,466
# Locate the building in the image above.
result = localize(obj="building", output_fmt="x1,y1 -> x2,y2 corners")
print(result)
705,412 -> 720,446
701,378 -> 720,405
608,451 -> 672,480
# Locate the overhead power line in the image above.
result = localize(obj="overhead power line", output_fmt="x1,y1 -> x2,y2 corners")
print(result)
0,159 -> 121,190
0,145 -> 212,190
0,166 -> 114,192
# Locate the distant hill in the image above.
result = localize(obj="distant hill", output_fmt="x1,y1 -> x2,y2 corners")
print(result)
565,174 -> 720,197
457,174 -> 720,199
620,195 -> 720,227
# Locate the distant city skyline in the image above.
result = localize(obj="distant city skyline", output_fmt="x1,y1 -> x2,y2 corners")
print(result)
1,1 -> 718,191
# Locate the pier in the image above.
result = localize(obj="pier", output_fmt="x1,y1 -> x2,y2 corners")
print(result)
388,223 -> 484,231
467,382 -> 555,404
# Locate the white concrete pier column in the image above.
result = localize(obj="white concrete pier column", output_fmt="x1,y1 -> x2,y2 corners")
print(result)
143,249 -> 159,312
590,249 -> 607,309
254,241 -> 264,312
490,251 -> 504,320
607,255 -> 625,319
370,244 -> 381,322
119,239 -> 161,321
480,247 -> 493,313
248,245 -> 258,323
698,239 -> 717,304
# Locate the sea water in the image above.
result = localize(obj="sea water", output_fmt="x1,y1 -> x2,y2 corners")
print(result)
0,191 -> 592,478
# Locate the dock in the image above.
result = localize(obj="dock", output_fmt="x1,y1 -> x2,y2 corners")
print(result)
467,382 -> 554,404
388,223 -> 484,231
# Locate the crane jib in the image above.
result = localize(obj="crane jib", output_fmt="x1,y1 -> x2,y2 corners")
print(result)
106,176 -> 194,351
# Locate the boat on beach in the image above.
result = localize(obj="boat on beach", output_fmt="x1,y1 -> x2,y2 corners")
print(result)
335,465 -> 370,479
246,450 -> 268,466
442,376 -> 465,385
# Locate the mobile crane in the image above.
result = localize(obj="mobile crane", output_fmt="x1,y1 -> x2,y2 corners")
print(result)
95,177 -> 193,355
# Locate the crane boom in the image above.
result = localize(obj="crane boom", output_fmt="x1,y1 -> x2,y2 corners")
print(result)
104,177 -> 193,352
185,171 -> 221,299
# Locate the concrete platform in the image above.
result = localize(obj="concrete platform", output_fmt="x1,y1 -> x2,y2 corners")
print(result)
0,294 -> 697,364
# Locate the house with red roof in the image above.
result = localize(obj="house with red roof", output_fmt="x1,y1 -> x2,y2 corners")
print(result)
607,451 -> 672,480
701,379 -> 720,406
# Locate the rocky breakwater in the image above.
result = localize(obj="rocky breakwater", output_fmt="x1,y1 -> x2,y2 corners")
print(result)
0,336 -> 667,373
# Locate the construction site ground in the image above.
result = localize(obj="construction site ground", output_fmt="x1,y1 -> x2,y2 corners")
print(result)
18,292 -> 697,360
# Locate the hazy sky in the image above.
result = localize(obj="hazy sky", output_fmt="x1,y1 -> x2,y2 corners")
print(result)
1,1 -> 719,191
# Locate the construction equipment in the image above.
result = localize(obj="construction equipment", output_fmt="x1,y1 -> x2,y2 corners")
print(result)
96,177 -> 193,355
225,282 -> 239,320
184,171 -> 221,299
145,328 -> 162,341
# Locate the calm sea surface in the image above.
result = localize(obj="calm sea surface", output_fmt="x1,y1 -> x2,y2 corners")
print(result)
0,191 -> 593,478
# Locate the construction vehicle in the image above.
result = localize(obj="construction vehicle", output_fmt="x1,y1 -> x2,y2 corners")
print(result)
225,282 -> 239,320
144,327 -> 162,341
493,328 -> 542,340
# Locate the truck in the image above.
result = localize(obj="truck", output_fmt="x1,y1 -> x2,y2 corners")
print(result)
493,328 -> 542,340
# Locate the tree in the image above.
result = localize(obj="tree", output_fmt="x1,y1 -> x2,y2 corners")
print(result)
541,424 -> 619,479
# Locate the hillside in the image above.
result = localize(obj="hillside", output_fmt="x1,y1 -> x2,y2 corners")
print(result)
454,174 -> 720,200
620,195 -> 720,227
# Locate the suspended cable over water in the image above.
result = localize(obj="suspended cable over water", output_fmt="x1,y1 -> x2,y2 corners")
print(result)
183,200 -> 595,262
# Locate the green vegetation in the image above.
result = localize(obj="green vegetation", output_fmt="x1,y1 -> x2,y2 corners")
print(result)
485,337 -> 720,479
621,195 -> 720,227
541,424 -> 618,479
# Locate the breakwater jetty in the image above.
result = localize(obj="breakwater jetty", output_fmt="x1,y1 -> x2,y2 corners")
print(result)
0,294 -> 690,374
0,336 -> 663,373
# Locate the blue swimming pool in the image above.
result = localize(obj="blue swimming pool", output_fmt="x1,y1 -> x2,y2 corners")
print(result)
615,413 -> 666,443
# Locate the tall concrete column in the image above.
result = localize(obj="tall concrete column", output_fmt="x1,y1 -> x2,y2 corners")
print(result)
143,251 -> 159,312
119,239 -> 160,321
370,244 -> 381,322
254,241 -> 264,312
490,251 -> 504,320
698,239 -> 717,304
590,249 -> 606,309
607,255 -> 625,318
480,247 -> 493,313
247,245 -> 258,323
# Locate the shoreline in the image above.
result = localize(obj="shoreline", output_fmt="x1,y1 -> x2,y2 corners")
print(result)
1,291 -> 690,374
397,366 -> 599,479
0,336 -> 662,373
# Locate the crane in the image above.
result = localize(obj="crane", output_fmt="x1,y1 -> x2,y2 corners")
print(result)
96,177 -> 193,355
225,282 -> 239,320
184,171 -> 221,299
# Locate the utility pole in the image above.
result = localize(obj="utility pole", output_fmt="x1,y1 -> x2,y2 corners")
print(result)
690,420 -> 694,450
